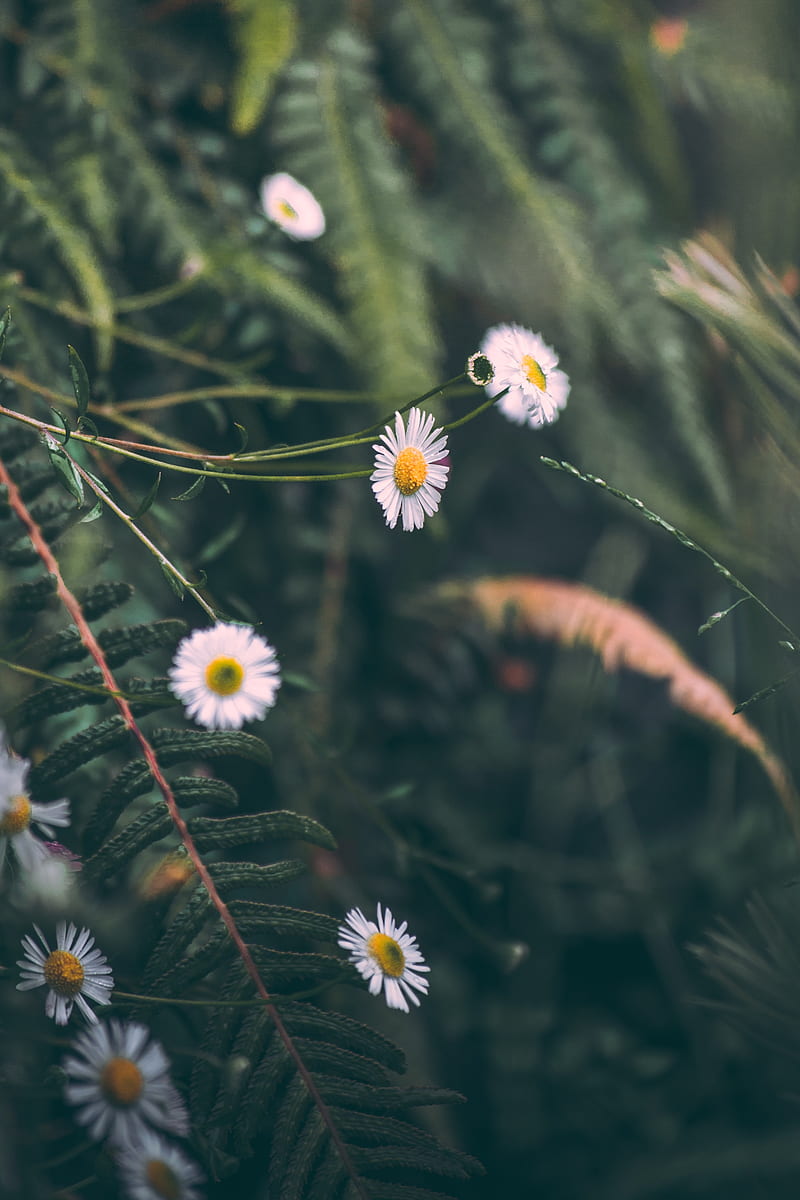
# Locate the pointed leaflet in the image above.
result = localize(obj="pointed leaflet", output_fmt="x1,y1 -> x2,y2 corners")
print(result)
67,345 -> 91,424
43,432 -> 84,505
0,307 -> 10,361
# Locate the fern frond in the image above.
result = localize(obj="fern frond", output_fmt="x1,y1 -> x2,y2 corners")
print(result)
226,0 -> 298,135
499,0 -> 730,513
0,129 -> 114,369
379,0 -> 597,338
271,28 -> 441,396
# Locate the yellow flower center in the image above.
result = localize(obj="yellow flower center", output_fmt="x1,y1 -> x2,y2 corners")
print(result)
145,1159 -> 181,1200
0,793 -> 31,835
43,949 -> 84,997
278,199 -> 298,221
393,447 -> 428,496
100,1056 -> 145,1107
521,355 -> 546,391
366,932 -> 406,978
204,656 -> 244,696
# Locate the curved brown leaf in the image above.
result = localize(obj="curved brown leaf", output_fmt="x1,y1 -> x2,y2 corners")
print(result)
441,576 -> 798,836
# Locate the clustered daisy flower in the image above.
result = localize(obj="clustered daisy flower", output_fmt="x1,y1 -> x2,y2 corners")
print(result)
62,1019 -> 189,1146
168,621 -> 281,730
115,1131 -> 204,1200
17,921 -> 113,1025
0,728 -> 70,873
260,172 -> 326,240
479,323 -> 570,428
338,903 -> 430,1012
371,407 -> 449,532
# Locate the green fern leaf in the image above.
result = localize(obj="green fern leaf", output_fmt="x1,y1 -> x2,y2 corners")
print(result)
0,130 -> 114,369
272,28 -> 441,396
227,0 -> 298,135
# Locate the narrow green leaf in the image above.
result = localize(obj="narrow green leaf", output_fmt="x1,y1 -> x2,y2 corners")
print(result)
83,468 -> 111,494
698,596 -> 749,635
132,472 -> 162,519
0,307 -> 10,360
733,667 -> 800,714
50,408 -> 71,446
172,474 -> 206,501
233,422 -> 249,454
44,436 -> 84,505
79,497 -> 104,523
160,560 -> 185,598
197,512 -> 247,565
228,0 -> 298,135
282,671 -> 321,692
80,415 -> 99,438
67,345 -> 91,423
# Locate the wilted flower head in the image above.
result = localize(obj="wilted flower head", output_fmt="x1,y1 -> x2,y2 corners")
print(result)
466,351 -> 494,387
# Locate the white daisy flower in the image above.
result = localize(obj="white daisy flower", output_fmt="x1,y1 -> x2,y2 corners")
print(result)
338,903 -> 430,1013
168,621 -> 281,730
62,1019 -> 190,1146
0,729 -> 70,873
479,323 -> 570,428
371,408 -> 449,533
260,172 -> 326,240
115,1131 -> 204,1200
17,921 -> 114,1025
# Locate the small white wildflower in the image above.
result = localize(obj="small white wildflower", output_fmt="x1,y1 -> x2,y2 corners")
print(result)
0,727 -> 70,873
115,1131 -> 204,1200
479,323 -> 570,428
338,903 -> 430,1013
63,1020 -> 189,1146
371,408 -> 449,532
17,921 -> 114,1025
168,622 -> 281,730
260,172 -> 326,240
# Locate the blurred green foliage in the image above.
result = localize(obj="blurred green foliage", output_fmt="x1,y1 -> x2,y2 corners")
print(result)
3,0 -> 800,1198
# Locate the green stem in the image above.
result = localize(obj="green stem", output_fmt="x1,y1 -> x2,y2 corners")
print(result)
541,456 -> 800,646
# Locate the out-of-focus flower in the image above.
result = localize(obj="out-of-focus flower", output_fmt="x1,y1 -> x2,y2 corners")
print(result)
63,1020 -> 189,1146
260,172 -> 326,240
138,851 -> 195,901
17,922 -> 113,1025
0,728 -> 70,873
650,17 -> 688,56
338,903 -> 430,1012
169,622 -> 281,730
13,843 -> 81,909
479,323 -> 570,428
115,1131 -> 204,1200
371,408 -> 449,532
